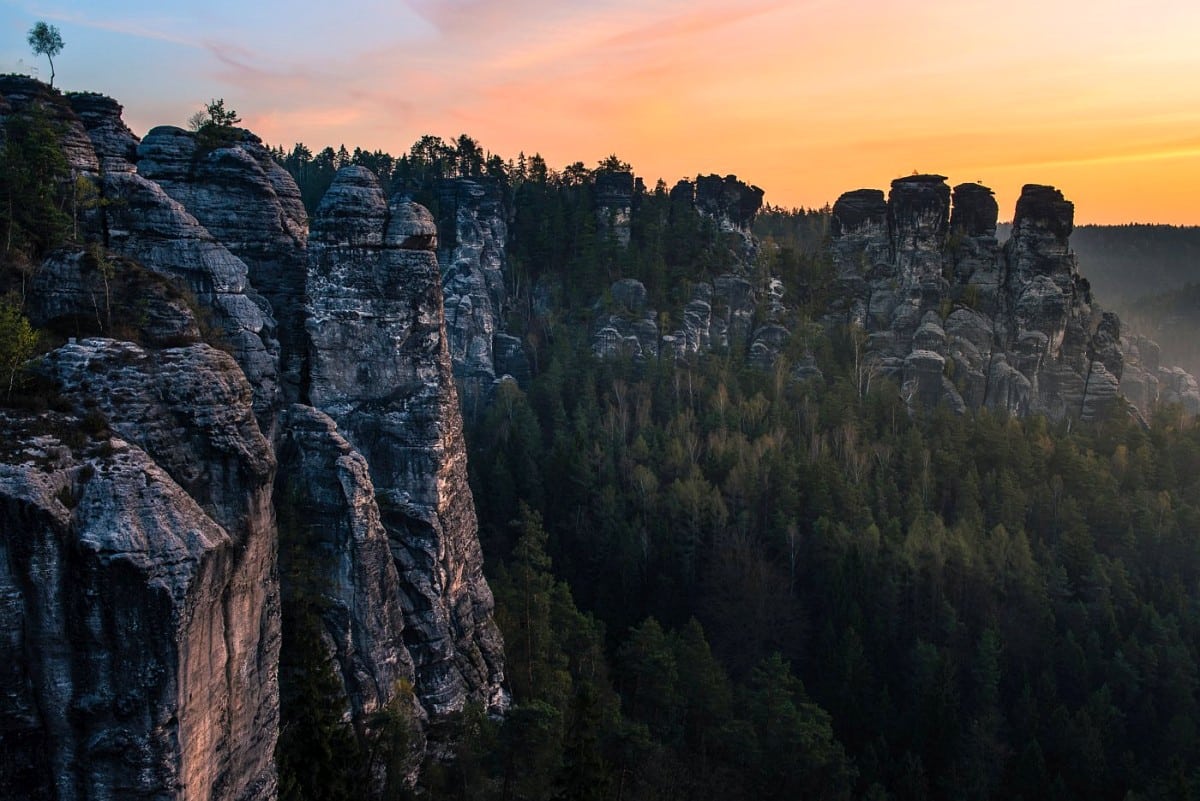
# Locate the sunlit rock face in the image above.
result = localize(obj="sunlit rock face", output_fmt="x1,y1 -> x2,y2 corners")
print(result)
1,338 -> 279,801
828,178 -> 1132,421
307,167 -> 506,719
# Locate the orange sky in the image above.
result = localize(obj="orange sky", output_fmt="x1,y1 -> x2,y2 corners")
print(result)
6,0 -> 1200,223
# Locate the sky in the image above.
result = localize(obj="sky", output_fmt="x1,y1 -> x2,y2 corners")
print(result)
3,0 -> 1200,224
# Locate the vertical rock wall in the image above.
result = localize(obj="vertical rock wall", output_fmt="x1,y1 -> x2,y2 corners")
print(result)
1,85 -> 506,800
307,167 -> 505,718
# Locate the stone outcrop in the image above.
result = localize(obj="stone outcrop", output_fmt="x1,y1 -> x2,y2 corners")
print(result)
97,168 -> 282,428
138,126 -> 308,405
307,167 -> 505,717
595,171 -> 634,247
67,92 -> 140,173
2,85 -> 506,799
435,178 -> 517,415
277,404 -> 425,776
1,338 -> 279,801
671,174 -> 764,259
828,178 -> 1129,421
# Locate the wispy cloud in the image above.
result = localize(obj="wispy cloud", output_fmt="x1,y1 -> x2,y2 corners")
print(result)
37,9 -> 200,48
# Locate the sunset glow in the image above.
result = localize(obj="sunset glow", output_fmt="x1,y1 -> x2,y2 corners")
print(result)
3,0 -> 1199,223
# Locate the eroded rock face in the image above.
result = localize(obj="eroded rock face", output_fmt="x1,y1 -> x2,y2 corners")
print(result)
138,126 -> 308,404
308,167 -> 505,718
67,92 -> 140,173
1,337 -> 279,801
98,169 -> 281,427
436,178 -> 511,415
828,178 -> 1130,420
277,404 -> 425,774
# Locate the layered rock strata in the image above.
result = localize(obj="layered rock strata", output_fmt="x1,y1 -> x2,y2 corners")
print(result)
829,177 -> 1126,420
137,126 -> 308,407
307,167 -> 505,717
0,338 -> 279,801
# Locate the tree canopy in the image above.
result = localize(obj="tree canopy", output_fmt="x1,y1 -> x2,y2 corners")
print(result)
27,22 -> 64,87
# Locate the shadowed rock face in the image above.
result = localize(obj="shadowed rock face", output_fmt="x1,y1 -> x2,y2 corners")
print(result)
828,178 -> 1131,421
138,125 -> 309,408
595,171 -> 634,247
694,174 -> 765,233
435,178 -> 513,415
307,167 -> 505,718
831,189 -> 888,239
950,182 -> 999,238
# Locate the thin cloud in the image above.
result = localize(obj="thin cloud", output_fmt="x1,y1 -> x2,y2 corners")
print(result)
39,9 -> 200,48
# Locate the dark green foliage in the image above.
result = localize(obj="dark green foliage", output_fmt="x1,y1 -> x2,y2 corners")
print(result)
0,104 -> 70,263
276,497 -> 366,801
457,268 -> 1200,799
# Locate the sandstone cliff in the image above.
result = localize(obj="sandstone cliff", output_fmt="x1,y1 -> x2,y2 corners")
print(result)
306,167 -> 505,718
0,80 -> 504,799
1,340 -> 279,801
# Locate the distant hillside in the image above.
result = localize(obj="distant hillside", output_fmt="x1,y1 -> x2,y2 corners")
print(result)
1124,282 -> 1200,377
997,223 -> 1200,308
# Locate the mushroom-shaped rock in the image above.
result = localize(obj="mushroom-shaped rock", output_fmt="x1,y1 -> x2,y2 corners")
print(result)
386,199 -> 438,250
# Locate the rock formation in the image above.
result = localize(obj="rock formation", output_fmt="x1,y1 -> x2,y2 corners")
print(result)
828,177 -> 1128,421
1,84 -> 505,799
1120,335 -> 1200,416
435,178 -> 520,415
1,339 -> 279,801
137,125 -> 308,408
307,167 -> 506,717
595,170 -> 634,247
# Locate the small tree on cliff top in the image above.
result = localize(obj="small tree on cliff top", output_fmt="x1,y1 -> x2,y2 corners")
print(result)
188,99 -> 242,153
27,22 -> 64,88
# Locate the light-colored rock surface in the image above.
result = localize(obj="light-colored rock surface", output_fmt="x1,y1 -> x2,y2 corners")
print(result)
1,337 -> 279,801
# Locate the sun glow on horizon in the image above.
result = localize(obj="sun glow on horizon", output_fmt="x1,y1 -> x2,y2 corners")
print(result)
3,0 -> 1199,224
